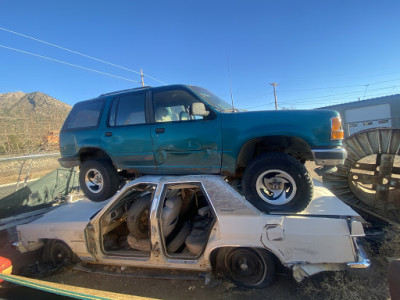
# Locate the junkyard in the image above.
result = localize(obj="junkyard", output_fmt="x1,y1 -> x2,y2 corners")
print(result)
0,90 -> 400,299
1,2 -> 400,299
0,131 -> 399,299
0,87 -> 399,300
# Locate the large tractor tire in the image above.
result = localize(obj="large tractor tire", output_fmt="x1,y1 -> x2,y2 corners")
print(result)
323,128 -> 400,221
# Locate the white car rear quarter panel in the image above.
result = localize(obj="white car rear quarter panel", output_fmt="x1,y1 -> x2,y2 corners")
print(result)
262,216 -> 355,263
207,215 -> 355,266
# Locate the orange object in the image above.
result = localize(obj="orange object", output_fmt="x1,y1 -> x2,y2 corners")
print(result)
44,130 -> 60,144
0,256 -> 12,283
331,117 -> 344,140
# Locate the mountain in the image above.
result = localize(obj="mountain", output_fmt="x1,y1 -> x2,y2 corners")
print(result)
0,91 -> 71,154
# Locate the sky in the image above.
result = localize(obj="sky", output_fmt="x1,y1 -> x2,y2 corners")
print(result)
1,0 -> 400,110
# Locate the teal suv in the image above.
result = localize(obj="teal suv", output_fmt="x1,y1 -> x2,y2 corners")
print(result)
59,85 -> 346,212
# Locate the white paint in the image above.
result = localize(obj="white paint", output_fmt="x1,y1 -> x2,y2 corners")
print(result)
345,104 -> 391,123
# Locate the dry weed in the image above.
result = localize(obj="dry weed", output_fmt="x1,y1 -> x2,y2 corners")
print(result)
301,271 -> 387,300
299,225 -> 400,299
378,224 -> 400,259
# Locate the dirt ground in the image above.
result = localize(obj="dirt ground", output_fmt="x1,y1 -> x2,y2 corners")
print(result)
0,162 -> 392,299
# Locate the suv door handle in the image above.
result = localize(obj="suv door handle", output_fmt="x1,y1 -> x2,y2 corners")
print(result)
105,132 -> 112,137
155,128 -> 165,134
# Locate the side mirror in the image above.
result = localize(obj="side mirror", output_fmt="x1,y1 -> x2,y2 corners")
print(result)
191,102 -> 210,117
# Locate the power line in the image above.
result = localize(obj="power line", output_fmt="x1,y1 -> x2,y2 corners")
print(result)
278,84 -> 366,93
242,85 -> 400,110
0,44 -> 139,83
237,77 -> 400,105
276,78 -> 400,94
283,89 -> 400,107
0,26 -> 168,85
279,84 -> 400,105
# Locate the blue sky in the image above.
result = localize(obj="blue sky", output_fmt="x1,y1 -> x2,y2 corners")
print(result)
1,0 -> 400,109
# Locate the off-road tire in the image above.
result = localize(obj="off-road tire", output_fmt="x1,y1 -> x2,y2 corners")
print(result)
242,152 -> 313,213
79,159 -> 120,202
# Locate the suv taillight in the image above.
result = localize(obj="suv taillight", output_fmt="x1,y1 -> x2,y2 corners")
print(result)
331,117 -> 344,140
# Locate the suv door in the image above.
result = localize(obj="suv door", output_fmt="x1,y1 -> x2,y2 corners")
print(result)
150,87 -> 222,174
101,91 -> 156,171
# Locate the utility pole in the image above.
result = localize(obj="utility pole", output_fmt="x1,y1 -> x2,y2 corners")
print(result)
270,83 -> 279,110
140,69 -> 145,87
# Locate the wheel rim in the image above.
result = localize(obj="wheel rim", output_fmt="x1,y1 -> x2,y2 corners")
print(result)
255,169 -> 297,205
226,249 -> 267,286
85,168 -> 103,193
51,242 -> 72,265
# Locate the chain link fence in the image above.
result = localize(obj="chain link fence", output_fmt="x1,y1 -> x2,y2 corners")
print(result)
0,153 -> 80,219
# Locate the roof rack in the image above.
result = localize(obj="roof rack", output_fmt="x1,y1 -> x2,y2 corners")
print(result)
99,86 -> 151,97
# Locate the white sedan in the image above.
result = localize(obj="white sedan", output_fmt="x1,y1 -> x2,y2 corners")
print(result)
15,175 -> 370,288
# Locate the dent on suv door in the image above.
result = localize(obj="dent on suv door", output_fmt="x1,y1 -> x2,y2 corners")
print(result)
101,92 -> 156,171
150,88 -> 222,173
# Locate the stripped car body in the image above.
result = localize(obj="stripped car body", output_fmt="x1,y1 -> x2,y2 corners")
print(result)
15,175 -> 369,287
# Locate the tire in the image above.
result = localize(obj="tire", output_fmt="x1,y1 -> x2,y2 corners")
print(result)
216,248 -> 275,289
242,152 -> 313,213
127,194 -> 152,239
42,240 -> 75,267
79,159 -> 120,202
166,221 -> 191,253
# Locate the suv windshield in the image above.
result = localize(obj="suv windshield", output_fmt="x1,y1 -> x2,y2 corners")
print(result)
189,86 -> 235,112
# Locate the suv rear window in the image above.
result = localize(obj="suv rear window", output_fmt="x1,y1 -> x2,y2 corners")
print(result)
64,100 -> 104,130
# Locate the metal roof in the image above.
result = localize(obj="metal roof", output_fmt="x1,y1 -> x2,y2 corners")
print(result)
318,93 -> 400,110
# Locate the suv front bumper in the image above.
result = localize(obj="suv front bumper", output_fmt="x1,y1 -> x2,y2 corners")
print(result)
312,148 -> 347,165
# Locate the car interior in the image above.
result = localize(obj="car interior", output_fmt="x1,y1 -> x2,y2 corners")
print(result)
100,182 -> 215,259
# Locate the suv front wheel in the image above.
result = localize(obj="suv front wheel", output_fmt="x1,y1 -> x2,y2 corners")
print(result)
79,159 -> 120,202
242,152 -> 313,213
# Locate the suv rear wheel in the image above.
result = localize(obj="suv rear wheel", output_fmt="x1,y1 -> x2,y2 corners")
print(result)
242,152 -> 313,213
79,159 -> 120,202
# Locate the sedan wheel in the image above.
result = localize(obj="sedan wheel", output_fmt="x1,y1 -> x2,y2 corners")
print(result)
42,240 -> 74,267
217,248 -> 275,289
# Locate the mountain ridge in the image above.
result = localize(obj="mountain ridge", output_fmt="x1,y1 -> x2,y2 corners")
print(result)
0,91 -> 71,154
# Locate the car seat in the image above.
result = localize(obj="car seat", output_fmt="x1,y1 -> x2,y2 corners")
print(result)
179,111 -> 189,121
161,194 -> 182,237
155,107 -> 172,122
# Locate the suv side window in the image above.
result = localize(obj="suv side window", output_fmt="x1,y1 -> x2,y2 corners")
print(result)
153,89 -> 210,123
65,100 -> 104,130
109,92 -> 146,126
